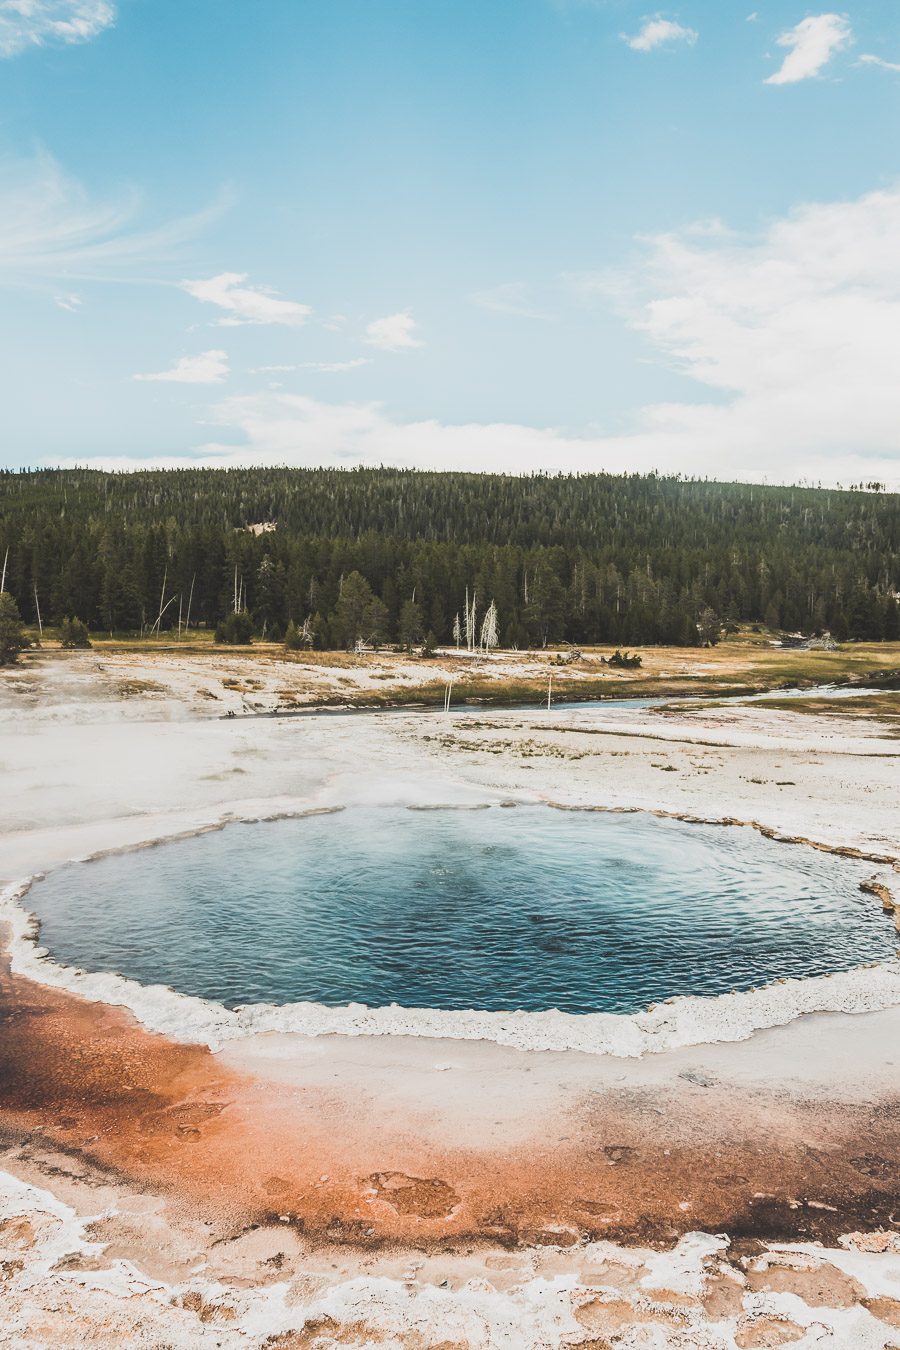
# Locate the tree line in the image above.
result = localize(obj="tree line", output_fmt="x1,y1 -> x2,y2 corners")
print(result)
1,466 -> 898,649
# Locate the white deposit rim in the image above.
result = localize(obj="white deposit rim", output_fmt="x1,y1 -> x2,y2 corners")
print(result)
3,794 -> 899,1059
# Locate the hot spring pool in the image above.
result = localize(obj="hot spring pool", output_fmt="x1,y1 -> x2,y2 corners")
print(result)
26,806 -> 895,1015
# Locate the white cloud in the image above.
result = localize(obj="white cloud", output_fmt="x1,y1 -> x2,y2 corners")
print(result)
623,17 -> 697,52
765,13 -> 851,85
568,185 -> 900,484
252,358 -> 373,374
859,53 -> 900,74
321,358 -> 370,372
0,152 -> 223,284
113,393 -> 627,474
81,378 -> 893,488
54,292 -> 81,311
364,311 -> 422,351
471,282 -> 549,319
0,0 -> 115,57
305,359 -> 371,372
165,186 -> 899,486
181,272 -> 311,327
66,186 -> 900,489
134,349 -> 229,385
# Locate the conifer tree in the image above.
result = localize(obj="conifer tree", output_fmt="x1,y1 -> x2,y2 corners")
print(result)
0,592 -> 27,665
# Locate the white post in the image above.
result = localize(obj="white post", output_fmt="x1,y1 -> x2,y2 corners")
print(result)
33,583 -> 43,640
0,547 -> 7,593
547,673 -> 552,710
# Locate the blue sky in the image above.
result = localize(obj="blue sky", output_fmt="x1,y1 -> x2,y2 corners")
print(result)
1,0 -> 899,484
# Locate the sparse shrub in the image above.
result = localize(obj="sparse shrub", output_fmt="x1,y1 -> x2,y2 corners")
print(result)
608,649 -> 642,668
215,611 -> 254,644
59,616 -> 91,649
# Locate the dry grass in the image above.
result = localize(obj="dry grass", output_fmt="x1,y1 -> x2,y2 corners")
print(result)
16,628 -> 900,710
753,691 -> 900,732
114,679 -> 167,698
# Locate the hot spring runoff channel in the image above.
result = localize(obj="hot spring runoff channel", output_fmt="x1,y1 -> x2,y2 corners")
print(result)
28,806 -> 896,1015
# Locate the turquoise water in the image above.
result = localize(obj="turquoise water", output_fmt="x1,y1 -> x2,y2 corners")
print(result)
28,807 -> 895,1015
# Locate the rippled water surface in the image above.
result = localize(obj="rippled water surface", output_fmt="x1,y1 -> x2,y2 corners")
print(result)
28,807 -> 895,1014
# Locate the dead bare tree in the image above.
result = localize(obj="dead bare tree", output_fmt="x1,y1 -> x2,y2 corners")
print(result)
480,599 -> 499,654
153,567 -> 168,638
464,587 -> 477,653
149,593 -> 178,638
184,573 -> 195,634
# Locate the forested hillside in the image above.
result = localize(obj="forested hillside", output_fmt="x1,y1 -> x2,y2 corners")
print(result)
1,467 -> 898,647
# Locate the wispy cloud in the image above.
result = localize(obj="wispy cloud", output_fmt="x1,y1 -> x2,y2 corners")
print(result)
134,349 -> 229,385
568,186 -> 900,484
164,393 -> 620,474
97,185 -> 900,487
765,13 -> 851,85
301,358 -> 371,372
253,358 -> 372,374
622,17 -> 697,53
0,0 -> 115,58
364,311 -> 422,351
181,272 -> 311,327
0,152 -> 225,285
859,52 -> 900,74
471,282 -> 549,319
53,292 -> 81,311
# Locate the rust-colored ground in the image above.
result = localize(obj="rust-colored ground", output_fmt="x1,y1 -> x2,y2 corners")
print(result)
2,943 -> 899,1253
